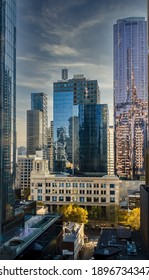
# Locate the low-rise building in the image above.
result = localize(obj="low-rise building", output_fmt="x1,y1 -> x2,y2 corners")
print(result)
30,159 -> 120,212
62,222 -> 84,259
0,214 -> 63,260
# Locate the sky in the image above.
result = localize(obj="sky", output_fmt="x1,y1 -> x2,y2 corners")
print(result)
16,0 -> 147,146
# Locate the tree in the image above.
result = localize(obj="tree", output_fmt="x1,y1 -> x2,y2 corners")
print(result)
106,204 -> 120,224
126,208 -> 140,230
60,204 -> 88,224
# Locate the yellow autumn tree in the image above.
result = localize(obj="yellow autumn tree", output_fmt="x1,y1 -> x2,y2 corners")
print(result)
126,208 -> 140,230
60,204 -> 88,224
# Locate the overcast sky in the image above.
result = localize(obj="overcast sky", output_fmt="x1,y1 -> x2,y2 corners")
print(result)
16,0 -> 147,146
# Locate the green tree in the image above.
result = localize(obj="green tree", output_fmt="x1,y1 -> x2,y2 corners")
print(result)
106,204 -> 120,224
60,204 -> 88,224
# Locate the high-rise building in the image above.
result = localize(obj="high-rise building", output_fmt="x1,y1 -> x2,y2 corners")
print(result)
79,104 -> 108,174
140,0 -> 149,259
53,70 -> 108,174
31,92 -> 48,152
27,110 -> 43,155
114,17 -> 148,179
0,0 -> 16,241
17,156 -> 34,197
47,121 -> 54,171
107,126 -> 114,176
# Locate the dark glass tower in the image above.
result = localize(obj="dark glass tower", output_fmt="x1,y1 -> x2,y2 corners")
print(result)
30,92 -> 48,156
53,70 -> 108,174
114,17 -> 148,179
0,0 -> 16,240
79,104 -> 108,174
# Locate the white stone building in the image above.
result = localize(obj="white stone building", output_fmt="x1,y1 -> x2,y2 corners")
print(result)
30,159 -> 120,212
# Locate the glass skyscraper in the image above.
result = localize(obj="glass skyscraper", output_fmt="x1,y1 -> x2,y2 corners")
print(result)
29,92 -> 48,157
114,17 -> 148,179
79,104 -> 108,174
0,0 -> 16,239
53,70 -> 108,174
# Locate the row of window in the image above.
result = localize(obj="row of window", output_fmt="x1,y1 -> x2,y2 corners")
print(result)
37,196 -> 115,203
36,189 -> 115,195
33,182 -> 115,188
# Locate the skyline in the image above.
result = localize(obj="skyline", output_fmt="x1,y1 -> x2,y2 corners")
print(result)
16,0 -> 146,146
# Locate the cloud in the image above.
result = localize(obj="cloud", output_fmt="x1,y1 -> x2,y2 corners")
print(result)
40,44 -> 80,57
16,0 -> 146,146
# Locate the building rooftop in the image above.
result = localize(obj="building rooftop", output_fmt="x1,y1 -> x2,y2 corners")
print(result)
0,214 -> 61,260
63,223 -> 82,242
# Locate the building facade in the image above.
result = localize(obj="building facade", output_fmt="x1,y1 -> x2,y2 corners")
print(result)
108,126 -> 115,176
47,121 -> 54,171
0,0 -> 16,241
17,156 -> 35,197
27,110 -> 43,155
31,92 -> 48,153
30,159 -> 120,213
53,70 -> 108,174
79,104 -> 108,174
114,17 -> 148,179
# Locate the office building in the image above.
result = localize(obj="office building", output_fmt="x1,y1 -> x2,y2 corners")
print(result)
108,126 -> 115,176
79,104 -> 108,174
17,156 -> 35,197
30,158 -> 120,213
27,110 -> 43,155
114,17 -> 148,179
140,0 -> 149,259
53,70 -> 107,174
47,121 -> 54,171
0,214 -> 63,260
0,0 -> 16,242
31,92 -> 48,153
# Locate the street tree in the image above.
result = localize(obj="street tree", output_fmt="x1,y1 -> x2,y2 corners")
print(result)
126,208 -> 140,230
60,204 -> 88,224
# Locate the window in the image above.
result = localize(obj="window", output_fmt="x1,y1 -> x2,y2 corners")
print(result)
110,191 -> 115,195
110,184 -> 115,188
59,189 -> 64,194
66,190 -> 71,194
87,197 -> 92,202
101,190 -> 106,195
38,196 -> 42,201
94,190 -> 99,195
66,196 -> 71,202
80,197 -> 84,202
38,183 -> 42,187
87,190 -> 92,195
101,184 -> 106,188
45,196 -> 50,201
38,189 -> 42,194
110,197 -> 115,203
59,196 -> 64,201
52,196 -> 57,201
101,197 -> 106,203
94,197 -> 99,203
86,183 -> 92,188
46,189 -> 50,193
80,190 -> 85,194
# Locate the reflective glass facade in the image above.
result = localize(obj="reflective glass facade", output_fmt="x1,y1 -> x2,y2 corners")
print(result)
53,72 -> 108,174
53,84 -> 79,172
114,18 -> 148,179
31,92 -> 48,154
0,0 -> 16,227
79,104 -> 108,174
